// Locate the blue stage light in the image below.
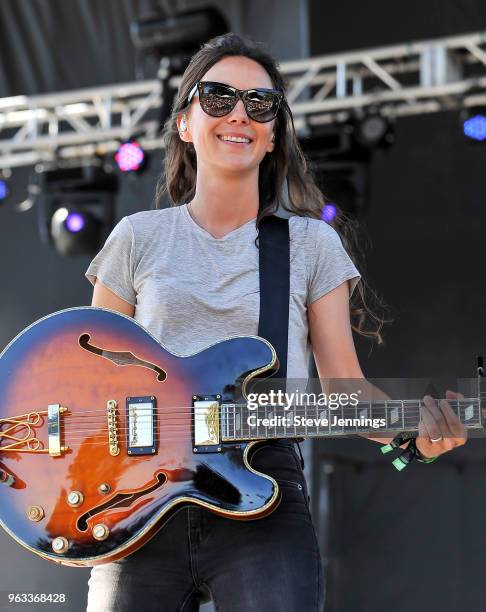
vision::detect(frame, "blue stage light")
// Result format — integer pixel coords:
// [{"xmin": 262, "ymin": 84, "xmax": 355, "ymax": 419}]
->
[
  {"xmin": 66, "ymin": 212, "xmax": 86, "ymax": 233},
  {"xmin": 322, "ymin": 203, "xmax": 337, "ymax": 223},
  {"xmin": 463, "ymin": 114, "xmax": 486, "ymax": 142},
  {"xmin": 0, "ymin": 179, "xmax": 8, "ymax": 201}
]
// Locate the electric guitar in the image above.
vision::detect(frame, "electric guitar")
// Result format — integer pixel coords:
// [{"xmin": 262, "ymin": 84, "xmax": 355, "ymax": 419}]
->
[{"xmin": 0, "ymin": 307, "xmax": 482, "ymax": 566}]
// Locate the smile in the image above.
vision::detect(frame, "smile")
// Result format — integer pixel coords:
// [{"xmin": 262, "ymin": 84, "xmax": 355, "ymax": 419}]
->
[{"xmin": 217, "ymin": 135, "xmax": 252, "ymax": 145}]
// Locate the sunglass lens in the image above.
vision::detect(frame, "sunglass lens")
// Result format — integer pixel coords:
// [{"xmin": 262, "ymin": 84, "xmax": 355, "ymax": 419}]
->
[
  {"xmin": 245, "ymin": 91, "xmax": 280, "ymax": 122},
  {"xmin": 200, "ymin": 83, "xmax": 236, "ymax": 117}
]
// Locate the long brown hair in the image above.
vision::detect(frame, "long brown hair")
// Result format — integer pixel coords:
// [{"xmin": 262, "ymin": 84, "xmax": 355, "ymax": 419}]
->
[{"xmin": 155, "ymin": 32, "xmax": 390, "ymax": 344}]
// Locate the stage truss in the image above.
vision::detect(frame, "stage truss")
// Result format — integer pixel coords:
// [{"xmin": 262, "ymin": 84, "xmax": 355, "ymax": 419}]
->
[{"xmin": 1, "ymin": 31, "xmax": 486, "ymax": 168}]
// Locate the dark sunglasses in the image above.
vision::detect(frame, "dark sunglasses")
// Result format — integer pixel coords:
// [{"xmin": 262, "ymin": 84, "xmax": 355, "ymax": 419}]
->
[{"xmin": 186, "ymin": 80, "xmax": 284, "ymax": 123}]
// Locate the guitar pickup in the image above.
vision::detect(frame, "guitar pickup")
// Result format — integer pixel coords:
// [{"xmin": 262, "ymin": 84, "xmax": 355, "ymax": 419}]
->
[
  {"xmin": 126, "ymin": 396, "xmax": 156, "ymax": 455},
  {"xmin": 192, "ymin": 395, "xmax": 221, "ymax": 453}
]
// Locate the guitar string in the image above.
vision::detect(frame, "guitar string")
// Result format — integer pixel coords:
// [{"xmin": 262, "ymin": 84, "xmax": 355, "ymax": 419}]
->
[
  {"xmin": 59, "ymin": 425, "xmax": 475, "ymax": 442},
  {"xmin": 31, "ymin": 402, "xmax": 482, "ymax": 428},
  {"xmin": 4, "ymin": 417, "xmax": 474, "ymax": 448},
  {"xmin": 60, "ymin": 407, "xmax": 473, "ymax": 429},
  {"xmin": 1, "ymin": 401, "xmax": 476, "ymax": 447},
  {"xmin": 3, "ymin": 417, "xmax": 474, "ymax": 446},
  {"xmin": 4, "ymin": 398, "xmax": 476, "ymax": 418},
  {"xmin": 60, "ymin": 426, "xmax": 470, "ymax": 442},
  {"xmin": 3, "ymin": 403, "xmax": 478, "ymax": 437},
  {"xmin": 8, "ymin": 404, "xmax": 477, "ymax": 433},
  {"xmin": 6, "ymin": 430, "xmax": 471, "ymax": 450}
]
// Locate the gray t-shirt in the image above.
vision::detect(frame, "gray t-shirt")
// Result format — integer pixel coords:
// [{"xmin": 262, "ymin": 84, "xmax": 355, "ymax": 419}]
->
[{"xmin": 85, "ymin": 204, "xmax": 361, "ymax": 380}]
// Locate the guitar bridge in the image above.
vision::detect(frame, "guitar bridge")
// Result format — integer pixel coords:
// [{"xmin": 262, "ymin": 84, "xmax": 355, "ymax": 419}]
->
[
  {"xmin": 192, "ymin": 395, "xmax": 221, "ymax": 453},
  {"xmin": 107, "ymin": 400, "xmax": 119, "ymax": 456}
]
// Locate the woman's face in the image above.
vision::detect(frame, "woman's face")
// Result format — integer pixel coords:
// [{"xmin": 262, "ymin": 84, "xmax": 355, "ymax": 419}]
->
[{"xmin": 178, "ymin": 55, "xmax": 277, "ymax": 174}]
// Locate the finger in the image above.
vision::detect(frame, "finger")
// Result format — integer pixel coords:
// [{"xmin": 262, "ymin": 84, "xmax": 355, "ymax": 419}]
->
[
  {"xmin": 422, "ymin": 395, "xmax": 454, "ymax": 439},
  {"xmin": 445, "ymin": 389, "xmax": 464, "ymax": 400},
  {"xmin": 420, "ymin": 396, "xmax": 446, "ymax": 441},
  {"xmin": 417, "ymin": 415, "xmax": 445, "ymax": 458},
  {"xmin": 444, "ymin": 390, "xmax": 468, "ymax": 443},
  {"xmin": 438, "ymin": 397, "xmax": 467, "ymax": 439},
  {"xmin": 444, "ymin": 389, "xmax": 465, "ymax": 415}
]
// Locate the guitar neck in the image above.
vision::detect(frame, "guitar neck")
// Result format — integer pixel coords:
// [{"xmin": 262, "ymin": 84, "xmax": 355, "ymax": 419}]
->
[{"xmin": 220, "ymin": 398, "xmax": 483, "ymax": 442}]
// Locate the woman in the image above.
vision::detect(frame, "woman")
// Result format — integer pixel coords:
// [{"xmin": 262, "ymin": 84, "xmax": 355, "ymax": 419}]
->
[{"xmin": 85, "ymin": 32, "xmax": 466, "ymax": 612}]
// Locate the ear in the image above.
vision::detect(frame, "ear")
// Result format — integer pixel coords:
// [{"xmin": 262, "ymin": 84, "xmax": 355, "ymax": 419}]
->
[
  {"xmin": 177, "ymin": 113, "xmax": 191, "ymax": 143},
  {"xmin": 266, "ymin": 132, "xmax": 275, "ymax": 153}
]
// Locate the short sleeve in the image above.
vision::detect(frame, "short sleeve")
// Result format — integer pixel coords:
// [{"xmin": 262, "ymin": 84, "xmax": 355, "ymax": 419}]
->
[
  {"xmin": 307, "ymin": 220, "xmax": 361, "ymax": 306},
  {"xmin": 85, "ymin": 216, "xmax": 136, "ymax": 305}
]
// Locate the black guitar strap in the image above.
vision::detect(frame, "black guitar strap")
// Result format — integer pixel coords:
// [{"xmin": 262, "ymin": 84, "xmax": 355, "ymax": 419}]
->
[
  {"xmin": 257, "ymin": 214, "xmax": 290, "ymax": 387},
  {"xmin": 256, "ymin": 215, "xmax": 305, "ymax": 465}
]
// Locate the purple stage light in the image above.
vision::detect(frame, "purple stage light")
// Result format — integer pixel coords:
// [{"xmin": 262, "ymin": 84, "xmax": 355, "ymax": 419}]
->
[
  {"xmin": 66, "ymin": 212, "xmax": 85, "ymax": 233},
  {"xmin": 322, "ymin": 203, "xmax": 337, "ymax": 223},
  {"xmin": 0, "ymin": 180, "xmax": 8, "ymax": 200},
  {"xmin": 463, "ymin": 114, "xmax": 486, "ymax": 142},
  {"xmin": 115, "ymin": 141, "xmax": 145, "ymax": 172}
]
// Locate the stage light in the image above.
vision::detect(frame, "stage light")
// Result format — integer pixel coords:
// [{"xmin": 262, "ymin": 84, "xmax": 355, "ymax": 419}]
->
[
  {"xmin": 37, "ymin": 164, "xmax": 117, "ymax": 257},
  {"xmin": 353, "ymin": 110, "xmax": 395, "ymax": 149},
  {"xmin": 130, "ymin": 7, "xmax": 228, "ymax": 55},
  {"xmin": 312, "ymin": 160, "xmax": 369, "ymax": 215},
  {"xmin": 0, "ymin": 169, "xmax": 12, "ymax": 203},
  {"xmin": 463, "ymin": 112, "xmax": 486, "ymax": 142},
  {"xmin": 353, "ymin": 111, "xmax": 394, "ymax": 149},
  {"xmin": 115, "ymin": 141, "xmax": 145, "ymax": 172},
  {"xmin": 322, "ymin": 203, "xmax": 337, "ymax": 223},
  {"xmin": 50, "ymin": 206, "xmax": 101, "ymax": 257},
  {"xmin": 52, "ymin": 207, "xmax": 87, "ymax": 233},
  {"xmin": 65, "ymin": 211, "xmax": 86, "ymax": 232},
  {"xmin": 0, "ymin": 179, "xmax": 8, "ymax": 201},
  {"xmin": 130, "ymin": 7, "xmax": 229, "ymax": 124}
]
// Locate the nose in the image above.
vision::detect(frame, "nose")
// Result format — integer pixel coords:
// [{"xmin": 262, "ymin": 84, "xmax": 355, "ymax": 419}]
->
[{"xmin": 227, "ymin": 99, "xmax": 250, "ymax": 124}]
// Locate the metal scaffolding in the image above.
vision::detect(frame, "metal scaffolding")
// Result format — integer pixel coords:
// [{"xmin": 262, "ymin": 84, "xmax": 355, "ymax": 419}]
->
[{"xmin": 1, "ymin": 30, "xmax": 486, "ymax": 168}]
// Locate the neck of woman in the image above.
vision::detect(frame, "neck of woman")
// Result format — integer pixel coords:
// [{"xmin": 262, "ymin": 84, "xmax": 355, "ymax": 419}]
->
[{"xmin": 189, "ymin": 169, "xmax": 260, "ymax": 237}]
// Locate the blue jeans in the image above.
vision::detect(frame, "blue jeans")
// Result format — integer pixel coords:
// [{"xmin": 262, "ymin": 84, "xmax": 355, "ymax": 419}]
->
[{"xmin": 87, "ymin": 441, "xmax": 324, "ymax": 611}]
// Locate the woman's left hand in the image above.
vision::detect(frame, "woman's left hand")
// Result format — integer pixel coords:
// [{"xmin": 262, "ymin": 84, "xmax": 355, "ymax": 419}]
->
[{"xmin": 416, "ymin": 390, "xmax": 468, "ymax": 459}]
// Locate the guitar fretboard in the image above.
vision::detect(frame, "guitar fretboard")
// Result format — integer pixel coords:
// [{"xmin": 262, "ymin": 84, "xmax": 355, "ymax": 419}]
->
[{"xmin": 220, "ymin": 399, "xmax": 482, "ymax": 442}]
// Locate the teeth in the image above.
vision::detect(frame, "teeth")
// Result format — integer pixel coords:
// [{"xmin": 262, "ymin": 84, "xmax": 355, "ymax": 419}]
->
[{"xmin": 219, "ymin": 135, "xmax": 251, "ymax": 143}]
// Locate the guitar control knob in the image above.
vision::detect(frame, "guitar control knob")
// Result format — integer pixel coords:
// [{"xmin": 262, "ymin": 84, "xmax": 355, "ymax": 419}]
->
[
  {"xmin": 67, "ymin": 491, "xmax": 84, "ymax": 507},
  {"xmin": 92, "ymin": 523, "xmax": 110, "ymax": 541},
  {"xmin": 26, "ymin": 506, "xmax": 44, "ymax": 522},
  {"xmin": 98, "ymin": 483, "xmax": 111, "ymax": 494},
  {"xmin": 51, "ymin": 537, "xmax": 69, "ymax": 554}
]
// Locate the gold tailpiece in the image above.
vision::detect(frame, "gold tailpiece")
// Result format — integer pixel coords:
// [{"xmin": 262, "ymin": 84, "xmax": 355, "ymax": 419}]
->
[{"xmin": 0, "ymin": 405, "xmax": 69, "ymax": 455}]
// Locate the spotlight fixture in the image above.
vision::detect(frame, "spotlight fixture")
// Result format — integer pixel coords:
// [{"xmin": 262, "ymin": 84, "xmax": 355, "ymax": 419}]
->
[
  {"xmin": 37, "ymin": 164, "xmax": 118, "ymax": 257},
  {"xmin": 115, "ymin": 140, "xmax": 146, "ymax": 173},
  {"xmin": 312, "ymin": 160, "xmax": 369, "ymax": 215},
  {"xmin": 130, "ymin": 7, "xmax": 228, "ymax": 56},
  {"xmin": 461, "ymin": 105, "xmax": 486, "ymax": 142},
  {"xmin": 301, "ymin": 127, "xmax": 369, "ymax": 215},
  {"xmin": 130, "ymin": 6, "xmax": 228, "ymax": 123},
  {"xmin": 0, "ymin": 169, "xmax": 12, "ymax": 203},
  {"xmin": 353, "ymin": 111, "xmax": 394, "ymax": 149},
  {"xmin": 0, "ymin": 179, "xmax": 8, "ymax": 202},
  {"xmin": 50, "ymin": 206, "xmax": 102, "ymax": 257}
]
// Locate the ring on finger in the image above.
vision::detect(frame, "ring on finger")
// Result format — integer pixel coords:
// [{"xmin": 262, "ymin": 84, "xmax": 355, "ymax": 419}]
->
[{"xmin": 429, "ymin": 435, "xmax": 443, "ymax": 443}]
